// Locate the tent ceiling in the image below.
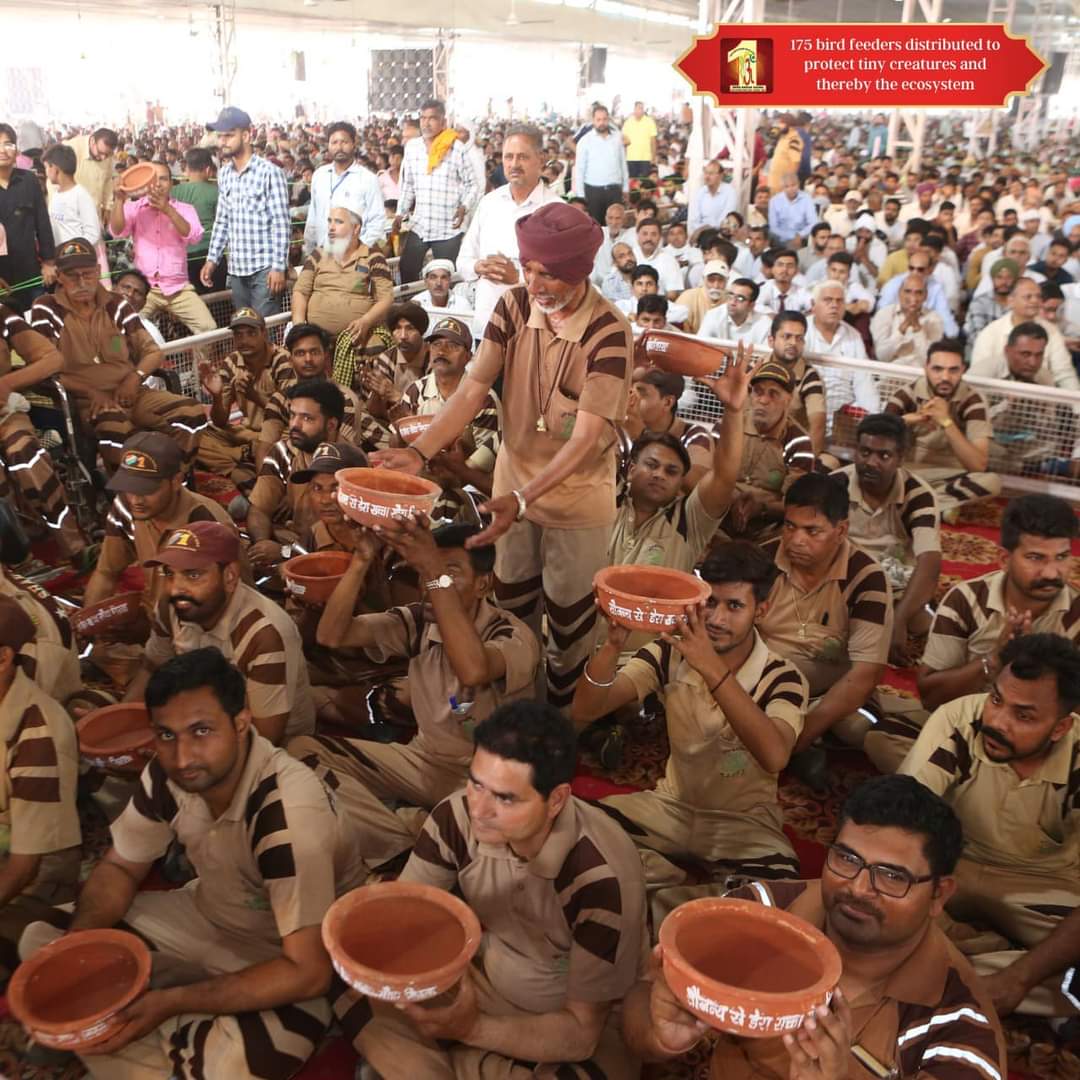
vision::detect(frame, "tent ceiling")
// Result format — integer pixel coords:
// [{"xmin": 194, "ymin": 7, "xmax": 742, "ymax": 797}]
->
[{"xmin": 3, "ymin": 0, "xmax": 1075, "ymax": 55}]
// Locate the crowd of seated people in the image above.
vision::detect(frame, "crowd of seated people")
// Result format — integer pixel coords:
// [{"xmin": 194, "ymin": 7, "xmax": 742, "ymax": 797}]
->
[{"xmin": 0, "ymin": 99, "xmax": 1078, "ymax": 1080}]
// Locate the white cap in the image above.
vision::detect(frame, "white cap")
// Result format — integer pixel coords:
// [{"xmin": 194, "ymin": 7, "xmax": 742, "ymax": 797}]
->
[
  {"xmin": 1018, "ymin": 208, "xmax": 1041, "ymax": 223},
  {"xmin": 844, "ymin": 189, "xmax": 862, "ymax": 203},
  {"xmin": 854, "ymin": 213, "xmax": 876, "ymax": 232},
  {"xmin": 703, "ymin": 260, "xmax": 730, "ymax": 278},
  {"xmin": 424, "ymin": 258, "xmax": 456, "ymax": 275}
]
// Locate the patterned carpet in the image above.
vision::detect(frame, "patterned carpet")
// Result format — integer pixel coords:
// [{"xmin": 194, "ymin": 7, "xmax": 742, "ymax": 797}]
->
[{"xmin": 1, "ymin": 498, "xmax": 1074, "ymax": 1079}]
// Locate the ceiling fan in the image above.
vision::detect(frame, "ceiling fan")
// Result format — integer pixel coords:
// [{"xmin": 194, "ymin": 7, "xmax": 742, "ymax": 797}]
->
[{"xmin": 505, "ymin": 0, "xmax": 555, "ymax": 27}]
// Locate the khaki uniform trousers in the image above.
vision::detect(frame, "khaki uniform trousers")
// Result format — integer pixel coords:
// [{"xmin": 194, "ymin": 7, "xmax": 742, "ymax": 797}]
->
[
  {"xmin": 332, "ymin": 961, "xmax": 640, "ymax": 1079},
  {"xmin": 196, "ymin": 423, "xmax": 259, "ymax": 482},
  {"xmin": 20, "ymin": 888, "xmax": 332, "ymax": 1080},
  {"xmin": 946, "ymin": 857, "xmax": 1080, "ymax": 1017},
  {"xmin": 141, "ymin": 285, "xmax": 217, "ymax": 336},
  {"xmin": 863, "ymin": 694, "xmax": 930, "ymax": 774},
  {"xmin": 494, "ymin": 517, "xmax": 611, "ymax": 711},
  {"xmin": 0, "ymin": 411, "xmax": 85, "ymax": 557},
  {"xmin": 288, "ymin": 733, "xmax": 468, "ymax": 867},
  {"xmin": 77, "ymin": 387, "xmax": 208, "ymax": 471},
  {"xmin": 916, "ymin": 465, "xmax": 1002, "ymax": 515}
]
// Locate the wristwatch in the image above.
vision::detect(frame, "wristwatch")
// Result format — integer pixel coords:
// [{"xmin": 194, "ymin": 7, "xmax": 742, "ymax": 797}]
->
[{"xmin": 425, "ymin": 574, "xmax": 453, "ymax": 591}]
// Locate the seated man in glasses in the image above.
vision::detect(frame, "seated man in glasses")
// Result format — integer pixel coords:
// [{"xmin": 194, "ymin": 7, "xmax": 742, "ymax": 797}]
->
[{"xmin": 622, "ymin": 774, "xmax": 1006, "ymax": 1080}]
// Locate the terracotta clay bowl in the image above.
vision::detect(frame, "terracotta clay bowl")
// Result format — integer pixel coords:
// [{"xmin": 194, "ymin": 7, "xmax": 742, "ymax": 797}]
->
[
  {"xmin": 282, "ymin": 550, "xmax": 353, "ymax": 605},
  {"xmin": 323, "ymin": 881, "xmax": 481, "ymax": 1003},
  {"xmin": 70, "ymin": 591, "xmax": 144, "ymax": 639},
  {"xmin": 116, "ymin": 162, "xmax": 156, "ymax": 196},
  {"xmin": 336, "ymin": 467, "xmax": 441, "ymax": 528},
  {"xmin": 659, "ymin": 897, "xmax": 842, "ymax": 1038},
  {"xmin": 8, "ymin": 929, "xmax": 151, "ymax": 1051},
  {"xmin": 76, "ymin": 703, "xmax": 154, "ymax": 773},
  {"xmin": 639, "ymin": 330, "xmax": 731, "ymax": 378},
  {"xmin": 393, "ymin": 414, "xmax": 434, "ymax": 445},
  {"xmin": 594, "ymin": 565, "xmax": 711, "ymax": 634}
]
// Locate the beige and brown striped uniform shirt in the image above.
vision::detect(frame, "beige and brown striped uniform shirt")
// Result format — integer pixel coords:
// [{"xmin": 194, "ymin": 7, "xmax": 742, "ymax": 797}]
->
[
  {"xmin": 260, "ymin": 380, "xmax": 364, "ymax": 450},
  {"xmin": 885, "ymin": 376, "xmax": 993, "ymax": 471},
  {"xmin": 708, "ymin": 879, "xmax": 1006, "ymax": 1080},
  {"xmin": 836, "ymin": 464, "xmax": 941, "ymax": 567},
  {"xmin": 787, "ymin": 355, "xmax": 827, "ymax": 433},
  {"xmin": 737, "ymin": 409, "xmax": 816, "ymax": 500},
  {"xmin": 469, "ymin": 284, "xmax": 633, "ymax": 529},
  {"xmin": 249, "ymin": 439, "xmax": 317, "ymax": 531},
  {"xmin": 145, "ymin": 581, "xmax": 315, "ymax": 739},
  {"xmin": 921, "ymin": 570, "xmax": 1080, "ymax": 674},
  {"xmin": 759, "ymin": 538, "xmax": 894, "ymax": 696},
  {"xmin": 218, "ymin": 345, "xmax": 294, "ymax": 432},
  {"xmin": 0, "ymin": 669, "xmax": 81, "ymax": 899},
  {"xmin": 619, "ymin": 631, "xmax": 808, "ymax": 813},
  {"xmin": 111, "ymin": 731, "xmax": 366, "ymax": 944},
  {"xmin": 403, "ymin": 790, "xmax": 647, "ymax": 1013},
  {"xmin": 294, "ymin": 244, "xmax": 394, "ymax": 337},
  {"xmin": 900, "ymin": 692, "xmax": 1080, "ymax": 878}
]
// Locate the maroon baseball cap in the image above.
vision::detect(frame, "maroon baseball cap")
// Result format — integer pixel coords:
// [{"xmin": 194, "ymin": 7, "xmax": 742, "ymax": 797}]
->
[{"xmin": 144, "ymin": 520, "xmax": 240, "ymax": 570}]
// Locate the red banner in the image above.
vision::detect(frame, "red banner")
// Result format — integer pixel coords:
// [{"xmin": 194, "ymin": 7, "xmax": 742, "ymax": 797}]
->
[{"xmin": 675, "ymin": 24, "xmax": 1046, "ymax": 108}]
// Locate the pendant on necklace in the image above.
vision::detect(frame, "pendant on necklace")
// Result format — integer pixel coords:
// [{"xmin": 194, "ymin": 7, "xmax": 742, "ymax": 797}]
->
[
  {"xmin": 536, "ymin": 416, "xmax": 547, "ymax": 432},
  {"xmin": 798, "ymin": 625, "xmax": 806, "ymax": 640}
]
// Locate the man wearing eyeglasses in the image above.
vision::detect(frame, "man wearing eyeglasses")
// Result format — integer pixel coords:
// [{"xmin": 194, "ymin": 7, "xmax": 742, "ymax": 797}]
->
[
  {"xmin": 900, "ymin": 632, "xmax": 1080, "ymax": 1022},
  {"xmin": 622, "ymin": 774, "xmax": 1006, "ymax": 1080}
]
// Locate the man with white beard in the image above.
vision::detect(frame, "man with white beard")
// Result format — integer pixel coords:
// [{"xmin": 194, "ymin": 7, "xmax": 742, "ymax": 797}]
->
[
  {"xmin": 291, "ymin": 202, "xmax": 394, "ymax": 341},
  {"xmin": 674, "ymin": 259, "xmax": 729, "ymax": 334}
]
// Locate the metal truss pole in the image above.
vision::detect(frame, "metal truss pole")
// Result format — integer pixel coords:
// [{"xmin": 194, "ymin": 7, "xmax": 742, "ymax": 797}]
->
[
  {"xmin": 969, "ymin": 0, "xmax": 1016, "ymax": 158},
  {"xmin": 433, "ymin": 31, "xmax": 453, "ymax": 109},
  {"xmin": 885, "ymin": 0, "xmax": 942, "ymax": 174},
  {"xmin": 686, "ymin": 0, "xmax": 762, "ymax": 215},
  {"xmin": 210, "ymin": 0, "xmax": 237, "ymax": 106},
  {"xmin": 1013, "ymin": 0, "xmax": 1057, "ymax": 152}
]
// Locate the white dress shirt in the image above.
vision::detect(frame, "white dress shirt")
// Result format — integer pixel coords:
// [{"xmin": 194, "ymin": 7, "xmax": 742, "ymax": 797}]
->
[
  {"xmin": 869, "ymin": 303, "xmax": 943, "ymax": 365},
  {"xmin": 302, "ymin": 162, "xmax": 387, "ymax": 254},
  {"xmin": 632, "ymin": 245, "xmax": 685, "ymax": 295},
  {"xmin": 969, "ymin": 313, "xmax": 1079, "ymax": 392},
  {"xmin": 757, "ymin": 280, "xmax": 813, "ymax": 315},
  {"xmin": 697, "ymin": 305, "xmax": 772, "ymax": 346},
  {"xmin": 591, "ymin": 226, "xmax": 638, "ymax": 284},
  {"xmin": 456, "ymin": 180, "xmax": 563, "ymax": 336},
  {"xmin": 412, "ymin": 287, "xmax": 474, "ymax": 337},
  {"xmin": 688, "ymin": 184, "xmax": 737, "ymax": 235},
  {"xmin": 805, "ymin": 316, "xmax": 880, "ymax": 414}
]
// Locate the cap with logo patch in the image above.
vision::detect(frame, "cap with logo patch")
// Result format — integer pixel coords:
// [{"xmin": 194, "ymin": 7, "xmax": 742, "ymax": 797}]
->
[
  {"xmin": 56, "ymin": 238, "xmax": 99, "ymax": 272},
  {"xmin": 144, "ymin": 520, "xmax": 240, "ymax": 570},
  {"xmin": 207, "ymin": 107, "xmax": 253, "ymax": 132},
  {"xmin": 106, "ymin": 432, "xmax": 183, "ymax": 495},
  {"xmin": 426, "ymin": 317, "xmax": 472, "ymax": 349},
  {"xmin": 230, "ymin": 307, "xmax": 265, "ymax": 330},
  {"xmin": 290, "ymin": 442, "xmax": 369, "ymax": 484},
  {"xmin": 750, "ymin": 360, "xmax": 796, "ymax": 394}
]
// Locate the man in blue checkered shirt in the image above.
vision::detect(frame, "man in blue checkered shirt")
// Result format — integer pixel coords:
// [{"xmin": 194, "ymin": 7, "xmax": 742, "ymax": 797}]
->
[
  {"xmin": 396, "ymin": 99, "xmax": 481, "ymax": 283},
  {"xmin": 201, "ymin": 107, "xmax": 290, "ymax": 317}
]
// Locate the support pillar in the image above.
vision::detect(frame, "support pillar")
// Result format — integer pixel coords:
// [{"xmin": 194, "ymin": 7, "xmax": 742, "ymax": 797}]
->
[
  {"xmin": 210, "ymin": 0, "xmax": 237, "ymax": 106},
  {"xmin": 433, "ymin": 32, "xmax": 453, "ymax": 109},
  {"xmin": 885, "ymin": 0, "xmax": 942, "ymax": 173}
]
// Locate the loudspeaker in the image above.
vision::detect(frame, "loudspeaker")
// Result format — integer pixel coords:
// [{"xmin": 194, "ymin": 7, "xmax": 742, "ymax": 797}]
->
[
  {"xmin": 588, "ymin": 46, "xmax": 607, "ymax": 84},
  {"xmin": 292, "ymin": 50, "xmax": 306, "ymax": 81},
  {"xmin": 368, "ymin": 48, "xmax": 434, "ymax": 112},
  {"xmin": 1041, "ymin": 52, "xmax": 1067, "ymax": 96}
]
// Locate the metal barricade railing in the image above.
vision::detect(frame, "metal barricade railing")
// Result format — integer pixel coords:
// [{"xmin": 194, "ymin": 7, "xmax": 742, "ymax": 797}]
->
[{"xmin": 673, "ymin": 333, "xmax": 1080, "ymax": 502}]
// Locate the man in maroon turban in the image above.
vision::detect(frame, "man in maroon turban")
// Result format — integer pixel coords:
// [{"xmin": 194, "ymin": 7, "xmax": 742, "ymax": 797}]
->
[{"xmin": 375, "ymin": 201, "xmax": 634, "ymax": 712}]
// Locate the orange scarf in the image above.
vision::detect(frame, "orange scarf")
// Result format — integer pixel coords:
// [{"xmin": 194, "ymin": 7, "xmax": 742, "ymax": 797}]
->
[{"xmin": 427, "ymin": 128, "xmax": 459, "ymax": 174}]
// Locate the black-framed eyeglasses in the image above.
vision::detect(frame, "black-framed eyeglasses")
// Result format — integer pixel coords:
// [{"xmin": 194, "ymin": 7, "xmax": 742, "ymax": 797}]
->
[{"xmin": 826, "ymin": 844, "xmax": 935, "ymax": 899}]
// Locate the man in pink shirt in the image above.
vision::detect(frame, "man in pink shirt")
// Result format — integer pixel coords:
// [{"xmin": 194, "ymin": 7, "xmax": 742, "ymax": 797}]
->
[{"xmin": 108, "ymin": 161, "xmax": 216, "ymax": 336}]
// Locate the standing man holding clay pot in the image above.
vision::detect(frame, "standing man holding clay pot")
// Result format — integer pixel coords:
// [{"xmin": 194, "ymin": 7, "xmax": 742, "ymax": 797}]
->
[{"xmin": 374, "ymin": 202, "xmax": 632, "ymax": 710}]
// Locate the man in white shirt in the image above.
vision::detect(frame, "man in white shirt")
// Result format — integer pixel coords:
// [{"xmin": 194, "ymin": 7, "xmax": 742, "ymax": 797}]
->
[
  {"xmin": 698, "ymin": 277, "xmax": 772, "ymax": 346},
  {"xmin": 457, "ymin": 124, "xmax": 562, "ymax": 339},
  {"xmin": 412, "ymin": 258, "xmax": 473, "ymax": 334},
  {"xmin": 757, "ymin": 249, "xmax": 813, "ymax": 315},
  {"xmin": 590, "ymin": 201, "xmax": 636, "ymax": 284},
  {"xmin": 302, "ymin": 121, "xmax": 385, "ymax": 255},
  {"xmin": 599, "ymin": 242, "xmax": 636, "ymax": 302},
  {"xmin": 797, "ymin": 222, "xmax": 832, "ymax": 274},
  {"xmin": 805, "ymin": 280, "xmax": 880, "ymax": 416},
  {"xmin": 662, "ymin": 220, "xmax": 703, "ymax": 283},
  {"xmin": 875, "ymin": 197, "xmax": 906, "ymax": 250},
  {"xmin": 632, "ymin": 218, "xmax": 684, "ymax": 298},
  {"xmin": 824, "ymin": 190, "xmax": 863, "ymax": 238},
  {"xmin": 871, "ymin": 273, "xmax": 943, "ymax": 365},
  {"xmin": 687, "ymin": 160, "xmax": 736, "ymax": 238},
  {"xmin": 573, "ymin": 104, "xmax": 629, "ymax": 224},
  {"xmin": 970, "ymin": 276, "xmax": 1080, "ymax": 392},
  {"xmin": 824, "ymin": 253, "xmax": 876, "ymax": 317}
]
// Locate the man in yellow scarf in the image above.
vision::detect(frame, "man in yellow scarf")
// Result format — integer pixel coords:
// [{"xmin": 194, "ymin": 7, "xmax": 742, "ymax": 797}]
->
[{"xmin": 397, "ymin": 99, "xmax": 482, "ymax": 283}]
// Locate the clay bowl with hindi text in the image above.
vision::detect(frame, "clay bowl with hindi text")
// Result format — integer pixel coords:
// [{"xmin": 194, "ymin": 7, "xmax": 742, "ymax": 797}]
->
[
  {"xmin": 336, "ymin": 468, "xmax": 441, "ymax": 528},
  {"xmin": 393, "ymin": 414, "xmax": 435, "ymax": 446},
  {"xmin": 8, "ymin": 929, "xmax": 151, "ymax": 1051},
  {"xmin": 658, "ymin": 897, "xmax": 842, "ymax": 1038},
  {"xmin": 76, "ymin": 703, "xmax": 155, "ymax": 773},
  {"xmin": 116, "ymin": 162, "xmax": 156, "ymax": 197},
  {"xmin": 282, "ymin": 550, "xmax": 353, "ymax": 605},
  {"xmin": 638, "ymin": 330, "xmax": 731, "ymax": 379},
  {"xmin": 322, "ymin": 882, "xmax": 482, "ymax": 1004},
  {"xmin": 594, "ymin": 565, "xmax": 711, "ymax": 635},
  {"xmin": 69, "ymin": 591, "xmax": 145, "ymax": 640}
]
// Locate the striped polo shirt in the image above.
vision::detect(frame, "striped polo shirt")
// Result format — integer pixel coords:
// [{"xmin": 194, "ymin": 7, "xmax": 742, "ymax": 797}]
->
[
  {"xmin": 402, "ymin": 790, "xmax": 647, "ymax": 1015},
  {"xmin": 759, "ymin": 538, "xmax": 894, "ymax": 697},
  {"xmin": 885, "ymin": 376, "xmax": 993, "ymax": 471},
  {"xmin": 738, "ymin": 409, "xmax": 816, "ymax": 498},
  {"xmin": 922, "ymin": 569, "xmax": 1080, "ymax": 674}
]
